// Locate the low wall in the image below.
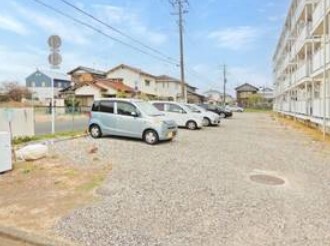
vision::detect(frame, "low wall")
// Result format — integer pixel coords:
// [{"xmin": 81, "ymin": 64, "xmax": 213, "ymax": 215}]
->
[{"xmin": 0, "ymin": 108, "xmax": 34, "ymax": 137}]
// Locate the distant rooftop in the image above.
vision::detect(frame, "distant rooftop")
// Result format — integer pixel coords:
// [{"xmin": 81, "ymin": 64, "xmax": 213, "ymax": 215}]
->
[
  {"xmin": 37, "ymin": 69, "xmax": 70, "ymax": 81},
  {"xmin": 67, "ymin": 66, "xmax": 106, "ymax": 76}
]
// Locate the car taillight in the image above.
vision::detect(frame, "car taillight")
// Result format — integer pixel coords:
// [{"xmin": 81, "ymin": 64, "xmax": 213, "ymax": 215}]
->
[{"xmin": 87, "ymin": 111, "xmax": 91, "ymax": 119}]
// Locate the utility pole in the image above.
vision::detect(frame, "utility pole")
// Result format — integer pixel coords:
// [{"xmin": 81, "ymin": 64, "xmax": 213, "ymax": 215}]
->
[
  {"xmin": 223, "ymin": 64, "xmax": 227, "ymax": 106},
  {"xmin": 171, "ymin": 0, "xmax": 188, "ymax": 102}
]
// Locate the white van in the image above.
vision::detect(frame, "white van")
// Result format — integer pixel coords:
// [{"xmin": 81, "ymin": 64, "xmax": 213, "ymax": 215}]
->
[{"xmin": 151, "ymin": 101, "xmax": 204, "ymax": 130}]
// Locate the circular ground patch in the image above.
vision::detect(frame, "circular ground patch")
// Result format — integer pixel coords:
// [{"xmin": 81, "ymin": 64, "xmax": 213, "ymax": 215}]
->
[{"xmin": 250, "ymin": 174, "xmax": 285, "ymax": 186}]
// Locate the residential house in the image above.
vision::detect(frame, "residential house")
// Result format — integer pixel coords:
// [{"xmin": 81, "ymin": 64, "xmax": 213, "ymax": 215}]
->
[
  {"xmin": 203, "ymin": 90, "xmax": 234, "ymax": 105},
  {"xmin": 68, "ymin": 66, "xmax": 106, "ymax": 84},
  {"xmin": 106, "ymin": 64, "xmax": 158, "ymax": 98},
  {"xmin": 60, "ymin": 78, "xmax": 134, "ymax": 107},
  {"xmin": 235, "ymin": 83, "xmax": 259, "ymax": 107},
  {"xmin": 26, "ymin": 69, "xmax": 71, "ymax": 102},
  {"xmin": 259, "ymin": 86, "xmax": 274, "ymax": 102},
  {"xmin": 155, "ymin": 75, "xmax": 186, "ymax": 100},
  {"xmin": 273, "ymin": 0, "xmax": 330, "ymax": 131},
  {"xmin": 187, "ymin": 85, "xmax": 205, "ymax": 104}
]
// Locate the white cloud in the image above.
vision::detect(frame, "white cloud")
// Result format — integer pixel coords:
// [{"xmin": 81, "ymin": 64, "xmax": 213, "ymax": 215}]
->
[
  {"xmin": 0, "ymin": 15, "xmax": 29, "ymax": 35},
  {"xmin": 208, "ymin": 26, "xmax": 260, "ymax": 50},
  {"xmin": 228, "ymin": 66, "xmax": 271, "ymax": 88},
  {"xmin": 12, "ymin": 2, "xmax": 92, "ymax": 45},
  {"xmin": 92, "ymin": 4, "xmax": 167, "ymax": 46}
]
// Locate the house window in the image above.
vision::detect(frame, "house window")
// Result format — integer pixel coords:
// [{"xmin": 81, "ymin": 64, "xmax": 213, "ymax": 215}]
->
[
  {"xmin": 163, "ymin": 82, "xmax": 165, "ymax": 88},
  {"xmin": 145, "ymin": 80, "xmax": 150, "ymax": 87},
  {"xmin": 41, "ymin": 82, "xmax": 46, "ymax": 87},
  {"xmin": 167, "ymin": 82, "xmax": 169, "ymax": 88},
  {"xmin": 31, "ymin": 82, "xmax": 36, "ymax": 87},
  {"xmin": 58, "ymin": 82, "xmax": 62, "ymax": 88}
]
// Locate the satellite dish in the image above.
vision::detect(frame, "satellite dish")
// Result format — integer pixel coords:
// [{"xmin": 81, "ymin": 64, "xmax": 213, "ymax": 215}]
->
[
  {"xmin": 48, "ymin": 52, "xmax": 62, "ymax": 67},
  {"xmin": 48, "ymin": 35, "xmax": 62, "ymax": 50}
]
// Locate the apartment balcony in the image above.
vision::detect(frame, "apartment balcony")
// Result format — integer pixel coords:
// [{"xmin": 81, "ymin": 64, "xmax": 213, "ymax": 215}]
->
[
  {"xmin": 312, "ymin": 0, "xmax": 330, "ymax": 32},
  {"xmin": 295, "ymin": 0, "xmax": 307, "ymax": 23},
  {"xmin": 312, "ymin": 43, "xmax": 330, "ymax": 73},
  {"xmin": 296, "ymin": 63, "xmax": 309, "ymax": 81},
  {"xmin": 294, "ymin": 24, "xmax": 311, "ymax": 54},
  {"xmin": 283, "ymin": 78, "xmax": 291, "ymax": 89}
]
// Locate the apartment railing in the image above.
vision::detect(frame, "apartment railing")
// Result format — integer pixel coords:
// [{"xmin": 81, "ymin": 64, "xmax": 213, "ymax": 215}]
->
[
  {"xmin": 312, "ymin": 43, "xmax": 330, "ymax": 72},
  {"xmin": 313, "ymin": 0, "xmax": 330, "ymax": 31}
]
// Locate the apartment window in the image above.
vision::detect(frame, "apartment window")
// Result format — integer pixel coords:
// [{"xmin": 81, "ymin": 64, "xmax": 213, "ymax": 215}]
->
[
  {"xmin": 99, "ymin": 101, "xmax": 114, "ymax": 113},
  {"xmin": 314, "ymin": 84, "xmax": 321, "ymax": 99},
  {"xmin": 145, "ymin": 80, "xmax": 150, "ymax": 87}
]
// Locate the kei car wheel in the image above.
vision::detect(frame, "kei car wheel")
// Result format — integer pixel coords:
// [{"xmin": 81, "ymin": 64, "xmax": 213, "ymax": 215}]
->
[
  {"xmin": 203, "ymin": 117, "xmax": 211, "ymax": 126},
  {"xmin": 144, "ymin": 130, "xmax": 159, "ymax": 145},
  {"xmin": 89, "ymin": 124, "xmax": 102, "ymax": 138},
  {"xmin": 219, "ymin": 112, "xmax": 226, "ymax": 118},
  {"xmin": 187, "ymin": 121, "xmax": 197, "ymax": 130}
]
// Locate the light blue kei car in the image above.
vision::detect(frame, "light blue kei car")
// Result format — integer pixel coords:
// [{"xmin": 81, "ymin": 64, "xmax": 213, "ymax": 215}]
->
[{"xmin": 88, "ymin": 99, "xmax": 178, "ymax": 145}]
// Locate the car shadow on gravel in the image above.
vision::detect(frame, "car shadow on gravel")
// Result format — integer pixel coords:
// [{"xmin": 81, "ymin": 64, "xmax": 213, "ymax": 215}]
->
[{"xmin": 100, "ymin": 135, "xmax": 175, "ymax": 146}]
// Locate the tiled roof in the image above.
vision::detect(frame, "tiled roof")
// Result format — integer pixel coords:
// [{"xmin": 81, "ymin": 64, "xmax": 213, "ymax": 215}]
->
[
  {"xmin": 235, "ymin": 83, "xmax": 259, "ymax": 92},
  {"xmin": 93, "ymin": 79, "xmax": 134, "ymax": 93},
  {"xmin": 67, "ymin": 66, "xmax": 106, "ymax": 76},
  {"xmin": 38, "ymin": 70, "xmax": 70, "ymax": 81},
  {"xmin": 107, "ymin": 64, "xmax": 156, "ymax": 78}
]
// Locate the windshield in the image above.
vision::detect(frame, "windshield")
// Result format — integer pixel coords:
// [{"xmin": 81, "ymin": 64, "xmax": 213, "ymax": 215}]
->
[
  {"xmin": 135, "ymin": 101, "xmax": 164, "ymax": 116},
  {"xmin": 185, "ymin": 104, "xmax": 201, "ymax": 113},
  {"xmin": 192, "ymin": 105, "xmax": 207, "ymax": 112}
]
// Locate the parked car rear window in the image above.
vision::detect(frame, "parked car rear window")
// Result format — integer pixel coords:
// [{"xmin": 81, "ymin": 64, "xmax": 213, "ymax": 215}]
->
[
  {"xmin": 153, "ymin": 103, "xmax": 165, "ymax": 111},
  {"xmin": 99, "ymin": 101, "xmax": 114, "ymax": 114},
  {"xmin": 92, "ymin": 101, "xmax": 100, "ymax": 112},
  {"xmin": 117, "ymin": 102, "xmax": 137, "ymax": 116}
]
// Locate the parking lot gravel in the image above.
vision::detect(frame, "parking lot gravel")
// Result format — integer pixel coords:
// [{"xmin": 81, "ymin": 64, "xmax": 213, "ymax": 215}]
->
[{"xmin": 55, "ymin": 113, "xmax": 330, "ymax": 246}]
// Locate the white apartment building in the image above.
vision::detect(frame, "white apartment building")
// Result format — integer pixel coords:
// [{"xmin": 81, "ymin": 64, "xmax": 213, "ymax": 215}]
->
[{"xmin": 273, "ymin": 0, "xmax": 330, "ymax": 131}]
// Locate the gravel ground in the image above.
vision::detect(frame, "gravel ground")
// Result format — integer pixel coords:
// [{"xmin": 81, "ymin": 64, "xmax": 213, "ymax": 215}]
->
[{"xmin": 54, "ymin": 113, "xmax": 330, "ymax": 246}]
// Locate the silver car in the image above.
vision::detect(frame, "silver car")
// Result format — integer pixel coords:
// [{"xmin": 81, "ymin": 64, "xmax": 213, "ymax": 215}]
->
[{"xmin": 88, "ymin": 99, "xmax": 178, "ymax": 145}]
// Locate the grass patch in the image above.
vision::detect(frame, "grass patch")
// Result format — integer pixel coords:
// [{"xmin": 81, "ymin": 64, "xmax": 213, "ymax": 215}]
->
[
  {"xmin": 13, "ymin": 130, "xmax": 85, "ymax": 145},
  {"xmin": 77, "ymin": 174, "xmax": 106, "ymax": 192},
  {"xmin": 276, "ymin": 114, "xmax": 330, "ymax": 143}
]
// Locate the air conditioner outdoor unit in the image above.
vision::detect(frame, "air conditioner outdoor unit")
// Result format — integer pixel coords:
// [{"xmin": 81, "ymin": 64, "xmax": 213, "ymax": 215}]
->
[{"xmin": 0, "ymin": 131, "xmax": 12, "ymax": 173}]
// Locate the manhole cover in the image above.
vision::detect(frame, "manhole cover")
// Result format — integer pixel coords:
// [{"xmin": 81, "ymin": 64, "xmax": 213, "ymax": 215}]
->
[{"xmin": 250, "ymin": 174, "xmax": 285, "ymax": 186}]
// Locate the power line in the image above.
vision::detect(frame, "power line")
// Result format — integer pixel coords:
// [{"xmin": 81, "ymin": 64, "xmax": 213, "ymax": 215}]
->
[
  {"xmin": 58, "ymin": 0, "xmax": 178, "ymax": 63},
  {"xmin": 30, "ymin": 0, "xmax": 179, "ymax": 66}
]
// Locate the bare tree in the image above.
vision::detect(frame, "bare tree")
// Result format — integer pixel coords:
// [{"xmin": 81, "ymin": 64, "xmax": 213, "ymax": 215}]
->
[{"xmin": 1, "ymin": 82, "xmax": 32, "ymax": 102}]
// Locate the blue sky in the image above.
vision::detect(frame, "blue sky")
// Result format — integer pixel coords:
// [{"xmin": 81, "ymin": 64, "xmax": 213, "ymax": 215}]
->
[{"xmin": 0, "ymin": 0, "xmax": 289, "ymax": 95}]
